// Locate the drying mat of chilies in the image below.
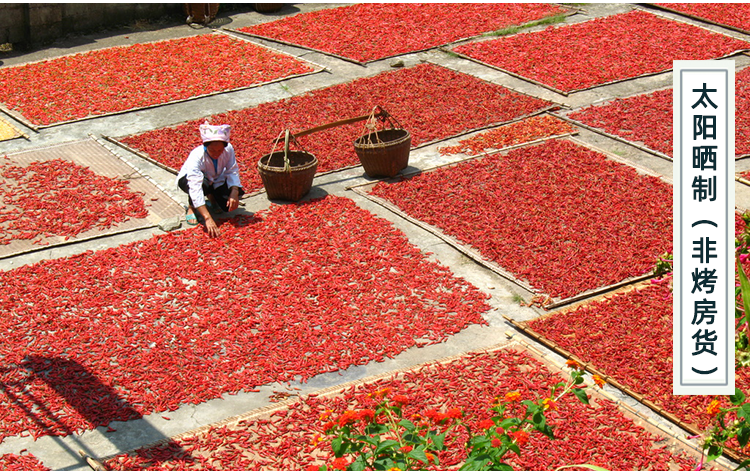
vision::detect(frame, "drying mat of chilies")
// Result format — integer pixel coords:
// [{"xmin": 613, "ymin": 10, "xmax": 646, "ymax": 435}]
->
[
  {"xmin": 0, "ymin": 138, "xmax": 183, "ymax": 259},
  {"xmin": 649, "ymin": 3, "xmax": 750, "ymax": 35},
  {"xmin": 563, "ymin": 65, "xmax": 750, "ymax": 161},
  {"xmin": 449, "ymin": 9, "xmax": 750, "ymax": 96},
  {"xmin": 0, "ymin": 31, "xmax": 322, "ymax": 128},
  {"xmin": 229, "ymin": 3, "xmax": 573, "ymax": 65},
  {"xmin": 509, "ymin": 279, "xmax": 750, "ymax": 465},
  {"xmin": 101, "ymin": 341, "xmax": 714, "ymax": 470},
  {"xmin": 106, "ymin": 63, "xmax": 559, "ymax": 195},
  {"xmin": 351, "ymin": 137, "xmax": 672, "ymax": 309}
]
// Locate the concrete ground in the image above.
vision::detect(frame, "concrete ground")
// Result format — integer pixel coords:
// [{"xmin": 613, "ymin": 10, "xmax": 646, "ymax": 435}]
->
[{"xmin": 0, "ymin": 3, "xmax": 746, "ymax": 470}]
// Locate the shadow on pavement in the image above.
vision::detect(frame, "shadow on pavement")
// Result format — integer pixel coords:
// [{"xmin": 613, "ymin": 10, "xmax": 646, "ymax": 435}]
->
[{"xmin": 0, "ymin": 356, "xmax": 195, "ymax": 469}]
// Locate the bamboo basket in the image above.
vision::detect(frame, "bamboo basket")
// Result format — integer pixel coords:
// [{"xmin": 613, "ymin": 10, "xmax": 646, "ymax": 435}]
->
[
  {"xmin": 258, "ymin": 130, "xmax": 317, "ymax": 201},
  {"xmin": 354, "ymin": 128, "xmax": 411, "ymax": 178}
]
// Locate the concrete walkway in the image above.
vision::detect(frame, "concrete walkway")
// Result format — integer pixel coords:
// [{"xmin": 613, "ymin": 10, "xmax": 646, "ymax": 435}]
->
[{"xmin": 0, "ymin": 3, "xmax": 747, "ymax": 470}]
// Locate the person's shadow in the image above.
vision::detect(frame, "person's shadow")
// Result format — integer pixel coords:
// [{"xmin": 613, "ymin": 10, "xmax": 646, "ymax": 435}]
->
[{"xmin": 1, "ymin": 356, "xmax": 196, "ymax": 468}]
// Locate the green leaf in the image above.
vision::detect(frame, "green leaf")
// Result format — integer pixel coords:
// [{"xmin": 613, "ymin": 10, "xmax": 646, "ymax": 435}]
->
[
  {"xmin": 349, "ymin": 457, "xmax": 367, "ymax": 471},
  {"xmin": 707, "ymin": 444, "xmax": 724, "ymax": 461},
  {"xmin": 397, "ymin": 419, "xmax": 416, "ymax": 432},
  {"xmin": 508, "ymin": 442, "xmax": 521, "ymax": 457},
  {"xmin": 354, "ymin": 434, "xmax": 379, "ymax": 447},
  {"xmin": 740, "ymin": 404, "xmax": 750, "ymax": 421},
  {"xmin": 432, "ymin": 431, "xmax": 446, "ymax": 450},
  {"xmin": 499, "ymin": 418, "xmax": 521, "ymax": 428},
  {"xmin": 331, "ymin": 436, "xmax": 343, "ymax": 456},
  {"xmin": 470, "ymin": 435, "xmax": 491, "ymax": 449},
  {"xmin": 458, "ymin": 456, "xmax": 490, "ymax": 471},
  {"xmin": 739, "ymin": 424, "xmax": 750, "ymax": 448},
  {"xmin": 572, "ymin": 387, "xmax": 590, "ymax": 405},
  {"xmin": 407, "ymin": 448, "xmax": 428, "ymax": 464},
  {"xmin": 731, "ymin": 388, "xmax": 746, "ymax": 406},
  {"xmin": 374, "ymin": 439, "xmax": 399, "ymax": 455},
  {"xmin": 532, "ymin": 411, "xmax": 547, "ymax": 428},
  {"xmin": 364, "ymin": 422, "xmax": 389, "ymax": 435}
]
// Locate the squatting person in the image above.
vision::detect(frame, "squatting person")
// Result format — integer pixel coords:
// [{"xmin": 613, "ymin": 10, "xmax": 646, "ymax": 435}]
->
[{"xmin": 176, "ymin": 123, "xmax": 245, "ymax": 238}]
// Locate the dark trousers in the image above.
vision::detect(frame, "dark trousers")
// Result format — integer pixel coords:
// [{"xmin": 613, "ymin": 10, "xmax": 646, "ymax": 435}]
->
[{"xmin": 178, "ymin": 175, "xmax": 245, "ymax": 212}]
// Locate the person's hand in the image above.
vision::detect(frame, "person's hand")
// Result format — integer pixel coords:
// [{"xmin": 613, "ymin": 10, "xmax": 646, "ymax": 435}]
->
[
  {"xmin": 196, "ymin": 204, "xmax": 220, "ymax": 238},
  {"xmin": 227, "ymin": 187, "xmax": 240, "ymax": 212},
  {"xmin": 204, "ymin": 216, "xmax": 220, "ymax": 238}
]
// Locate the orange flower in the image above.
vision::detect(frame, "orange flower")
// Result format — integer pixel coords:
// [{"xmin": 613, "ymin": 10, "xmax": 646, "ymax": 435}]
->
[
  {"xmin": 592, "ymin": 374, "xmax": 605, "ymax": 388},
  {"xmin": 707, "ymin": 399, "xmax": 721, "ymax": 416},
  {"xmin": 509, "ymin": 430, "xmax": 529, "ymax": 446},
  {"xmin": 337, "ymin": 410, "xmax": 360, "ymax": 427},
  {"xmin": 392, "ymin": 394, "xmax": 409, "ymax": 405},
  {"xmin": 358, "ymin": 409, "xmax": 375, "ymax": 422},
  {"xmin": 331, "ymin": 457, "xmax": 349, "ymax": 470},
  {"xmin": 425, "ymin": 452, "xmax": 436, "ymax": 463},
  {"xmin": 478, "ymin": 418, "xmax": 494, "ymax": 429},
  {"xmin": 368, "ymin": 387, "xmax": 391, "ymax": 399},
  {"xmin": 446, "ymin": 408, "xmax": 462, "ymax": 419},
  {"xmin": 505, "ymin": 391, "xmax": 521, "ymax": 403},
  {"xmin": 399, "ymin": 445, "xmax": 413, "ymax": 453},
  {"xmin": 425, "ymin": 408, "xmax": 447, "ymax": 423},
  {"xmin": 542, "ymin": 397, "xmax": 557, "ymax": 411},
  {"xmin": 566, "ymin": 358, "xmax": 583, "ymax": 370},
  {"xmin": 387, "ymin": 468, "xmax": 403, "ymax": 471}
]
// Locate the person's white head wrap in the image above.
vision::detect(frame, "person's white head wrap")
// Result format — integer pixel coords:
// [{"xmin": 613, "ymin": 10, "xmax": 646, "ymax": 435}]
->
[{"xmin": 199, "ymin": 123, "xmax": 231, "ymax": 143}]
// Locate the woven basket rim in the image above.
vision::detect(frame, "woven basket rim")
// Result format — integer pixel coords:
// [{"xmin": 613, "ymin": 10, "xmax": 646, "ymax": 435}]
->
[
  {"xmin": 354, "ymin": 128, "xmax": 410, "ymax": 150},
  {"xmin": 258, "ymin": 150, "xmax": 318, "ymax": 173}
]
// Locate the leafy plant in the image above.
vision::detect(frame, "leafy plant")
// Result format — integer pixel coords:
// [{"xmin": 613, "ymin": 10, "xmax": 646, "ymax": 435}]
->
[{"xmin": 309, "ymin": 360, "xmax": 606, "ymax": 471}]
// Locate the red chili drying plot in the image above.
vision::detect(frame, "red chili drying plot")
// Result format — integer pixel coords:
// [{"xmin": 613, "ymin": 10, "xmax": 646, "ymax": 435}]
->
[
  {"xmin": 237, "ymin": 3, "xmax": 568, "ymax": 63},
  {"xmin": 0, "ymin": 158, "xmax": 148, "ymax": 245},
  {"xmin": 655, "ymin": 3, "xmax": 750, "ymax": 33},
  {"xmin": 528, "ymin": 282, "xmax": 750, "ymax": 437},
  {"xmin": 0, "ymin": 33, "xmax": 313, "ymax": 126},
  {"xmin": 438, "ymin": 114, "xmax": 576, "ymax": 156},
  {"xmin": 0, "ymin": 195, "xmax": 489, "ymax": 443},
  {"xmin": 0, "ymin": 454, "xmax": 50, "ymax": 471},
  {"xmin": 105, "ymin": 348, "xmax": 701, "ymax": 470},
  {"xmin": 119, "ymin": 63, "xmax": 553, "ymax": 193},
  {"xmin": 453, "ymin": 10, "xmax": 750, "ymax": 94},
  {"xmin": 570, "ymin": 67, "xmax": 750, "ymax": 159},
  {"xmin": 370, "ymin": 139, "xmax": 672, "ymax": 300}
]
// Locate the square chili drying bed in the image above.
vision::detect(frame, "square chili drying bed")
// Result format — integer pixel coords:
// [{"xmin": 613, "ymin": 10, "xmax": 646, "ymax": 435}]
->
[
  {"xmin": 353, "ymin": 137, "xmax": 672, "ymax": 305},
  {"xmin": 513, "ymin": 279, "xmax": 750, "ymax": 464},
  {"xmin": 652, "ymin": 3, "xmax": 750, "ymax": 35},
  {"xmin": 451, "ymin": 9, "xmax": 750, "ymax": 95},
  {"xmin": 0, "ymin": 195, "xmax": 490, "ymax": 444},
  {"xmin": 110, "ymin": 63, "xmax": 557, "ymax": 195},
  {"xmin": 102, "ymin": 342, "xmax": 710, "ymax": 470},
  {"xmin": 0, "ymin": 31, "xmax": 320, "ymax": 128},
  {"xmin": 566, "ymin": 65, "xmax": 750, "ymax": 161},
  {"xmin": 0, "ymin": 138, "xmax": 183, "ymax": 259},
  {"xmin": 231, "ymin": 3, "xmax": 571, "ymax": 64}
]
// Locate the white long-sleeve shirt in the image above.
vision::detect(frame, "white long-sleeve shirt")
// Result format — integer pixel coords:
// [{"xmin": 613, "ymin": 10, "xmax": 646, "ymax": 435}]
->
[{"xmin": 176, "ymin": 143, "xmax": 242, "ymax": 208}]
